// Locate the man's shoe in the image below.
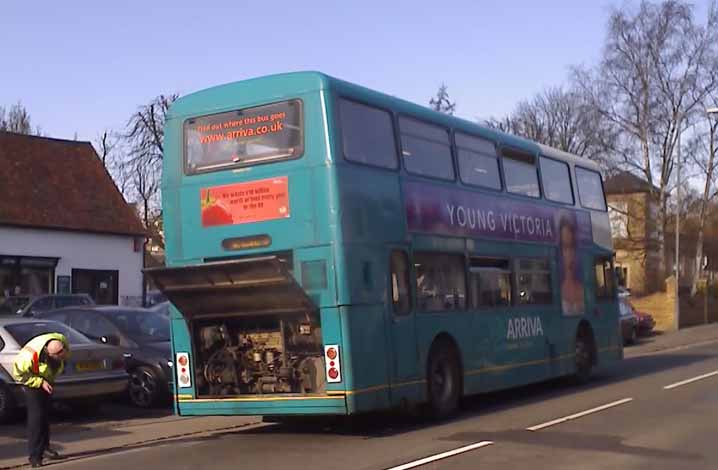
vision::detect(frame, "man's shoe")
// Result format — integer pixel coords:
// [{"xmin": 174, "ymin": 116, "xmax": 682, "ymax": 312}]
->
[
  {"xmin": 44, "ymin": 448, "xmax": 61, "ymax": 460},
  {"xmin": 29, "ymin": 458, "xmax": 42, "ymax": 468}
]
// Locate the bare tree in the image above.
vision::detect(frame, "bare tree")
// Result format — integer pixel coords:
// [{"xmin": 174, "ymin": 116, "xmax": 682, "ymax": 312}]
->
[
  {"xmin": 95, "ymin": 130, "xmax": 119, "ymax": 167},
  {"xmin": 688, "ymin": 102, "xmax": 718, "ymax": 294},
  {"xmin": 129, "ymin": 157, "xmax": 162, "ymax": 230},
  {"xmin": 572, "ymin": 0, "xmax": 718, "ymax": 282},
  {"xmin": 485, "ymin": 86, "xmax": 616, "ymax": 168},
  {"xmin": 123, "ymin": 93, "xmax": 178, "ymax": 258},
  {"xmin": 126, "ymin": 94, "xmax": 177, "ymax": 165},
  {"xmin": 0, "ymin": 102, "xmax": 41, "ymax": 135},
  {"xmin": 93, "ymin": 129, "xmax": 134, "ymax": 200},
  {"xmin": 123, "ymin": 93, "xmax": 178, "ymax": 219},
  {"xmin": 429, "ymin": 84, "xmax": 457, "ymax": 115}
]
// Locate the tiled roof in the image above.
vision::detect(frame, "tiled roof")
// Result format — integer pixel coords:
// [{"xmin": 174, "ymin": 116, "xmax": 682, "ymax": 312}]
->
[
  {"xmin": 0, "ymin": 132, "xmax": 145, "ymax": 237},
  {"xmin": 604, "ymin": 170, "xmax": 658, "ymax": 195}
]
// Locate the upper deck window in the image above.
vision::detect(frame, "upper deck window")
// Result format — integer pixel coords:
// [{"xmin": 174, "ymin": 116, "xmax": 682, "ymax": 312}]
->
[
  {"xmin": 456, "ymin": 133, "xmax": 501, "ymax": 190},
  {"xmin": 339, "ymin": 99, "xmax": 398, "ymax": 169},
  {"xmin": 502, "ymin": 147, "xmax": 540, "ymax": 198},
  {"xmin": 184, "ymin": 100, "xmax": 303, "ymax": 174},
  {"xmin": 399, "ymin": 117, "xmax": 454, "ymax": 181},
  {"xmin": 540, "ymin": 156, "xmax": 574, "ymax": 204},
  {"xmin": 575, "ymin": 167, "xmax": 607, "ymax": 211}
]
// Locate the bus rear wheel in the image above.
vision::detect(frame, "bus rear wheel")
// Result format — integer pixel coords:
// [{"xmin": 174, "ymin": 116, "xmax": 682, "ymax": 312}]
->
[
  {"xmin": 426, "ymin": 341, "xmax": 461, "ymax": 418},
  {"xmin": 574, "ymin": 329, "xmax": 594, "ymax": 384}
]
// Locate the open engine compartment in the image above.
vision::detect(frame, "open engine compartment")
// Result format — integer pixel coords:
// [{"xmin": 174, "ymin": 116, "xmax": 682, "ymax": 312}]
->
[{"xmin": 192, "ymin": 312, "xmax": 325, "ymax": 397}]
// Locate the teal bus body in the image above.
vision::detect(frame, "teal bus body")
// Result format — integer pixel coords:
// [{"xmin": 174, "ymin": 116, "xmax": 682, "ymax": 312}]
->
[{"xmin": 156, "ymin": 71, "xmax": 621, "ymax": 417}]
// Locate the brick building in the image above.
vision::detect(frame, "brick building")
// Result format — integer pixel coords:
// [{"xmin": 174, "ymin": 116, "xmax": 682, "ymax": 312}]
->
[{"xmin": 605, "ymin": 171, "xmax": 663, "ymax": 295}]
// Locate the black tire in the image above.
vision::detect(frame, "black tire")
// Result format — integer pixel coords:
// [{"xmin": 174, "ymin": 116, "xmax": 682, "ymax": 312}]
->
[
  {"xmin": 426, "ymin": 340, "xmax": 461, "ymax": 418},
  {"xmin": 0, "ymin": 382, "xmax": 17, "ymax": 424},
  {"xmin": 574, "ymin": 329, "xmax": 594, "ymax": 384},
  {"xmin": 129, "ymin": 366, "xmax": 161, "ymax": 408}
]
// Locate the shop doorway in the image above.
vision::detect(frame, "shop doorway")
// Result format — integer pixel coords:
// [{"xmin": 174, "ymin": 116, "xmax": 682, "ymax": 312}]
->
[{"xmin": 72, "ymin": 269, "xmax": 118, "ymax": 305}]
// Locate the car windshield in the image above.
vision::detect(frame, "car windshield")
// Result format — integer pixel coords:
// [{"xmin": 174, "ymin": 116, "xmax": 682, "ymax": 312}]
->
[
  {"xmin": 619, "ymin": 300, "xmax": 634, "ymax": 318},
  {"xmin": 107, "ymin": 310, "xmax": 170, "ymax": 342},
  {"xmin": 5, "ymin": 321, "xmax": 93, "ymax": 346}
]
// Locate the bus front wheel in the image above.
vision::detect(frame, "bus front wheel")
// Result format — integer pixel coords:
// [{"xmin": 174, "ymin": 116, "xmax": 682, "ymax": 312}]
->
[{"xmin": 426, "ymin": 340, "xmax": 461, "ymax": 418}]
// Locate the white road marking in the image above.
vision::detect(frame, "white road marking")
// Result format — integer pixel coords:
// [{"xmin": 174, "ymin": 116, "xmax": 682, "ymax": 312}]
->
[
  {"xmin": 663, "ymin": 370, "xmax": 718, "ymax": 390},
  {"xmin": 527, "ymin": 398, "xmax": 634, "ymax": 431},
  {"xmin": 385, "ymin": 441, "xmax": 494, "ymax": 470}
]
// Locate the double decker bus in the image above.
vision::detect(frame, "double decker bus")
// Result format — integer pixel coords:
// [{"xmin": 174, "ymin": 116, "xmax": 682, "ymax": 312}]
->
[{"xmin": 147, "ymin": 72, "xmax": 621, "ymax": 418}]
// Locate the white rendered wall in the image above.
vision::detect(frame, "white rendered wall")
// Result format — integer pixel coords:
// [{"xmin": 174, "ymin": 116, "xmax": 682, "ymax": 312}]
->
[{"xmin": 0, "ymin": 226, "xmax": 142, "ymax": 305}]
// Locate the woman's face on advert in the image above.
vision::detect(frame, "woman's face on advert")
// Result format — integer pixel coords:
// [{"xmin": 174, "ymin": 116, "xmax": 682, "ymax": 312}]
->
[{"xmin": 561, "ymin": 225, "xmax": 575, "ymax": 268}]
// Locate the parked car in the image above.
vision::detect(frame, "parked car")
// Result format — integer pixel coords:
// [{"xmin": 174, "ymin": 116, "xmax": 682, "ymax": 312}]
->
[
  {"xmin": 0, "ymin": 318, "xmax": 128, "ymax": 423},
  {"xmin": 617, "ymin": 286, "xmax": 631, "ymax": 298},
  {"xmin": 619, "ymin": 297, "xmax": 639, "ymax": 345},
  {"xmin": 10, "ymin": 294, "xmax": 95, "ymax": 318},
  {"xmin": 145, "ymin": 290, "xmax": 167, "ymax": 307},
  {"xmin": 0, "ymin": 296, "xmax": 30, "ymax": 316},
  {"xmin": 38, "ymin": 306, "xmax": 173, "ymax": 408},
  {"xmin": 148, "ymin": 301, "xmax": 171, "ymax": 316},
  {"xmin": 631, "ymin": 303, "xmax": 656, "ymax": 336}
]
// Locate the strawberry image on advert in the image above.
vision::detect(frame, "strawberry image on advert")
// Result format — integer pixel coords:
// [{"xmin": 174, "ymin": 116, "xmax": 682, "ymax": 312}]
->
[{"xmin": 201, "ymin": 190, "xmax": 234, "ymax": 227}]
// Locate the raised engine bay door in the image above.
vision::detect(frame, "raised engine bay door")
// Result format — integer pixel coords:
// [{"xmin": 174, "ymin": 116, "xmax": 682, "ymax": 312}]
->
[{"xmin": 145, "ymin": 256, "xmax": 316, "ymax": 319}]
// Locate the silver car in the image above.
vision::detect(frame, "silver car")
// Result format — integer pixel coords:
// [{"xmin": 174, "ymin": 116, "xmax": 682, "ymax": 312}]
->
[{"xmin": 0, "ymin": 318, "xmax": 129, "ymax": 423}]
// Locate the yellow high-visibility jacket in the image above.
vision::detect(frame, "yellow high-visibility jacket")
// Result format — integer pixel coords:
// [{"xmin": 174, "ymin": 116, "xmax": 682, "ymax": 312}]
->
[{"xmin": 12, "ymin": 333, "xmax": 70, "ymax": 388}]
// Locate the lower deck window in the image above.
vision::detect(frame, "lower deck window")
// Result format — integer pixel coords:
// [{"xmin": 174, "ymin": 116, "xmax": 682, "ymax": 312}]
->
[
  {"xmin": 516, "ymin": 258, "xmax": 552, "ymax": 305},
  {"xmin": 469, "ymin": 258, "xmax": 512, "ymax": 308},
  {"xmin": 414, "ymin": 252, "xmax": 466, "ymax": 312}
]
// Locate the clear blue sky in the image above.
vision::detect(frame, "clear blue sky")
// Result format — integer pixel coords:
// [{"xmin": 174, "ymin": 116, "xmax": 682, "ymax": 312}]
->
[{"xmin": 1, "ymin": 1, "xmax": 638, "ymax": 143}]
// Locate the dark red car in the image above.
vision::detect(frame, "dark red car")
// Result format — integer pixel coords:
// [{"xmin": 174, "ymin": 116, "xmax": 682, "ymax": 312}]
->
[{"xmin": 631, "ymin": 303, "xmax": 655, "ymax": 336}]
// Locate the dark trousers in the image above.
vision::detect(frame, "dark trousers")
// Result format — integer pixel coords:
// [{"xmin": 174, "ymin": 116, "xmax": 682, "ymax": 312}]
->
[{"xmin": 24, "ymin": 387, "xmax": 50, "ymax": 462}]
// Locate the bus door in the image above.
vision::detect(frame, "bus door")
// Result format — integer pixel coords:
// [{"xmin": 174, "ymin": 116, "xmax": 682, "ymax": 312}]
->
[
  {"xmin": 387, "ymin": 249, "xmax": 419, "ymax": 391},
  {"xmin": 590, "ymin": 255, "xmax": 618, "ymax": 339}
]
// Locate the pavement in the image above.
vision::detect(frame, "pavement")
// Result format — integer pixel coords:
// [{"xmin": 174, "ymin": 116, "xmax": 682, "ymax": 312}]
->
[
  {"xmin": 0, "ymin": 407, "xmax": 263, "ymax": 469},
  {"xmin": 1, "ymin": 322, "xmax": 717, "ymax": 469}
]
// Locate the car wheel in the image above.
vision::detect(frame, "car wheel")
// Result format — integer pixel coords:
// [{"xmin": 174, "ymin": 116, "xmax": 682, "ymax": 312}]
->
[
  {"xmin": 0, "ymin": 382, "xmax": 17, "ymax": 424},
  {"xmin": 129, "ymin": 366, "xmax": 160, "ymax": 408},
  {"xmin": 426, "ymin": 340, "xmax": 461, "ymax": 418}
]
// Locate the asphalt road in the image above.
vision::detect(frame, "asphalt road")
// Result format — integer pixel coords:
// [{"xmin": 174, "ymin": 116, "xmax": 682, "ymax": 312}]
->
[{"xmin": 52, "ymin": 338, "xmax": 718, "ymax": 470}]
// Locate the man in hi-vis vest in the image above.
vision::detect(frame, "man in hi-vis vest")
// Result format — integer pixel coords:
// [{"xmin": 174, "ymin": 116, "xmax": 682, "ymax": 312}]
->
[{"xmin": 12, "ymin": 333, "xmax": 70, "ymax": 468}]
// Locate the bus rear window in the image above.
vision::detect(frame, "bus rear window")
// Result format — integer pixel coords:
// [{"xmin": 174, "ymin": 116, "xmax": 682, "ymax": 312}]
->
[{"xmin": 184, "ymin": 100, "xmax": 303, "ymax": 174}]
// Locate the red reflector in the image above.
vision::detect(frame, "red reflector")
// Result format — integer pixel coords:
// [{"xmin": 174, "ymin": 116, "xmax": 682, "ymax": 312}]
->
[
  {"xmin": 329, "ymin": 361, "xmax": 335, "ymax": 367},
  {"xmin": 326, "ymin": 348, "xmax": 337, "ymax": 360},
  {"xmin": 328, "ymin": 368, "xmax": 339, "ymax": 380},
  {"xmin": 178, "ymin": 355, "xmax": 189, "ymax": 366}
]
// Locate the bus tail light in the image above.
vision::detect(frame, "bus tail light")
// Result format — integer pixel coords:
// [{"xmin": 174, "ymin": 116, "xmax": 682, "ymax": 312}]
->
[
  {"xmin": 324, "ymin": 345, "xmax": 341, "ymax": 383},
  {"xmin": 176, "ymin": 352, "xmax": 192, "ymax": 388}
]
